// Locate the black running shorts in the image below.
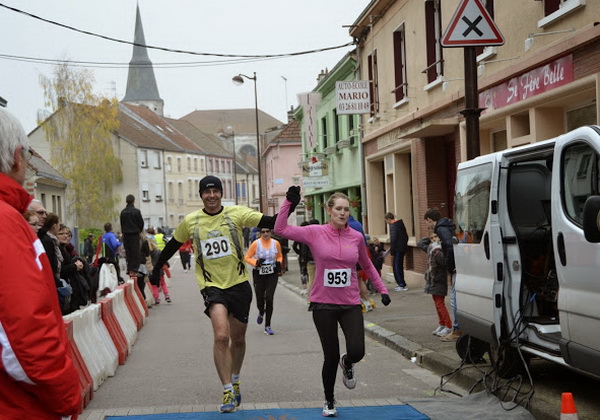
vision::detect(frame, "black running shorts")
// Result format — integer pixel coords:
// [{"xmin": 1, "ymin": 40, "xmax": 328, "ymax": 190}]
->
[{"xmin": 201, "ymin": 281, "xmax": 252, "ymax": 323}]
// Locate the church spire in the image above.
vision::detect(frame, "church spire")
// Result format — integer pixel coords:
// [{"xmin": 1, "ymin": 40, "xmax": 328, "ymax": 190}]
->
[{"xmin": 122, "ymin": 3, "xmax": 164, "ymax": 116}]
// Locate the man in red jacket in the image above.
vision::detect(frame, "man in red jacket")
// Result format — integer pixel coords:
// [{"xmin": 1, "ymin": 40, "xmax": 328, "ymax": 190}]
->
[{"xmin": 0, "ymin": 108, "xmax": 81, "ymax": 419}]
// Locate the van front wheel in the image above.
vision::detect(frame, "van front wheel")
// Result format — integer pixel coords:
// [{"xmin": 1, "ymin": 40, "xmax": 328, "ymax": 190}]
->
[{"xmin": 488, "ymin": 343, "xmax": 529, "ymax": 378}]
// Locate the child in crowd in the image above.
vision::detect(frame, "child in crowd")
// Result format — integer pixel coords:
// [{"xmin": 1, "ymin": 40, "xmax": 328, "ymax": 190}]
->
[{"xmin": 418, "ymin": 232, "xmax": 452, "ymax": 337}]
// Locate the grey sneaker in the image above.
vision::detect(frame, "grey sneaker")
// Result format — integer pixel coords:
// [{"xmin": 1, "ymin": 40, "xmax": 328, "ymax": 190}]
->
[{"xmin": 339, "ymin": 354, "xmax": 356, "ymax": 389}]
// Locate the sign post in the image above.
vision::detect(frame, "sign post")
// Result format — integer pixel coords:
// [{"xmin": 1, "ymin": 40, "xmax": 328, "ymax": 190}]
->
[{"xmin": 441, "ymin": 0, "xmax": 504, "ymax": 159}]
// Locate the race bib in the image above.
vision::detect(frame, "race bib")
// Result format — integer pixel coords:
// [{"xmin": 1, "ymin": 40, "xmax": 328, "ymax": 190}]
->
[
  {"xmin": 259, "ymin": 264, "xmax": 275, "ymax": 275},
  {"xmin": 323, "ymin": 268, "xmax": 351, "ymax": 288},
  {"xmin": 201, "ymin": 236, "xmax": 232, "ymax": 260}
]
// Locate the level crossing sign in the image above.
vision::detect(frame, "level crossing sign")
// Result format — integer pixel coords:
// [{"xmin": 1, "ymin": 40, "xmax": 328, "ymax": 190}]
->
[{"xmin": 441, "ymin": 0, "xmax": 504, "ymax": 47}]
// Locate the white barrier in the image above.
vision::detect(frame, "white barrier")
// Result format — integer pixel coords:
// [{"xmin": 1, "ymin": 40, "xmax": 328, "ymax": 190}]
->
[
  {"xmin": 108, "ymin": 288, "xmax": 137, "ymax": 351},
  {"xmin": 64, "ymin": 305, "xmax": 117, "ymax": 390},
  {"xmin": 127, "ymin": 279, "xmax": 147, "ymax": 325}
]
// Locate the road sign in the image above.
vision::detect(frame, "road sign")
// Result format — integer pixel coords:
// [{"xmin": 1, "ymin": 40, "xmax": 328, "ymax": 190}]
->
[{"xmin": 441, "ymin": 0, "xmax": 504, "ymax": 47}]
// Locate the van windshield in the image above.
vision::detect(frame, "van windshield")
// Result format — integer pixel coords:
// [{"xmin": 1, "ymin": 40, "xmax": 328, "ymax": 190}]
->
[{"xmin": 454, "ymin": 163, "xmax": 492, "ymax": 244}]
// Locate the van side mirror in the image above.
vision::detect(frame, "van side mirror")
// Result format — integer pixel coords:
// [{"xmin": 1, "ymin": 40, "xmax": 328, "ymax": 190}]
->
[{"xmin": 582, "ymin": 196, "xmax": 600, "ymax": 242}]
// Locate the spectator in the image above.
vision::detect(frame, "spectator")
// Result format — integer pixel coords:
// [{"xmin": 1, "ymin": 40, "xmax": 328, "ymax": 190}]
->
[
  {"xmin": 102, "ymin": 222, "xmax": 124, "ymax": 284},
  {"xmin": 418, "ymin": 232, "xmax": 452, "ymax": 338},
  {"xmin": 27, "ymin": 198, "xmax": 47, "ymax": 240},
  {"xmin": 384, "ymin": 212, "xmax": 409, "ymax": 291},
  {"xmin": 23, "ymin": 209, "xmax": 41, "ymax": 234},
  {"xmin": 179, "ymin": 239, "xmax": 193, "ymax": 272},
  {"xmin": 149, "ymin": 239, "xmax": 171, "ymax": 304},
  {"xmin": 83, "ymin": 233, "xmax": 95, "ymax": 263},
  {"xmin": 120, "ymin": 194, "xmax": 145, "ymax": 277},
  {"xmin": 368, "ymin": 237, "xmax": 386, "ymax": 276},
  {"xmin": 41, "ymin": 212, "xmax": 62, "ymax": 286},
  {"xmin": 424, "ymin": 207, "xmax": 461, "ymax": 342},
  {"xmin": 0, "ymin": 107, "xmax": 81, "ymax": 418}
]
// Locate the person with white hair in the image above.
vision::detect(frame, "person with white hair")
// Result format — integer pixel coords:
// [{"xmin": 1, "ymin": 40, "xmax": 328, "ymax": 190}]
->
[{"xmin": 0, "ymin": 108, "xmax": 81, "ymax": 418}]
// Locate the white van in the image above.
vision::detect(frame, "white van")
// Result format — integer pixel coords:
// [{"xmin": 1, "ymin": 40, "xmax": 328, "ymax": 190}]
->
[{"xmin": 453, "ymin": 125, "xmax": 600, "ymax": 378}]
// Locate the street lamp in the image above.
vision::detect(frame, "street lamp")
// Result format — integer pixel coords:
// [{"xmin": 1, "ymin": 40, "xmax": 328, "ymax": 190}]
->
[{"xmin": 232, "ymin": 72, "xmax": 263, "ymax": 213}]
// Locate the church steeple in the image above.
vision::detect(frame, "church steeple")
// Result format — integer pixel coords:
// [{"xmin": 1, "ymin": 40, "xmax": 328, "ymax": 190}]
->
[{"xmin": 122, "ymin": 3, "xmax": 164, "ymax": 116}]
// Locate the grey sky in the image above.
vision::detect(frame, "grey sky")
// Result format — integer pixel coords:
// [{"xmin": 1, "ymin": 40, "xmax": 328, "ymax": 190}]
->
[{"xmin": 0, "ymin": 0, "xmax": 368, "ymax": 133}]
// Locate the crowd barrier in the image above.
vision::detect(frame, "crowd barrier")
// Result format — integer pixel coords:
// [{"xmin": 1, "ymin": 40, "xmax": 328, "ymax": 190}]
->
[{"xmin": 63, "ymin": 275, "xmax": 150, "ymax": 411}]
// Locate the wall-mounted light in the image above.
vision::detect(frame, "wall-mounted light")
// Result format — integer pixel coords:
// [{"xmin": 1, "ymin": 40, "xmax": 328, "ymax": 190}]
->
[
  {"xmin": 442, "ymin": 77, "xmax": 464, "ymax": 91},
  {"xmin": 477, "ymin": 56, "xmax": 520, "ymax": 77},
  {"xmin": 524, "ymin": 28, "xmax": 575, "ymax": 52}
]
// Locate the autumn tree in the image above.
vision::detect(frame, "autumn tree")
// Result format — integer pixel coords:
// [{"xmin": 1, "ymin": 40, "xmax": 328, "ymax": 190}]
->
[{"xmin": 39, "ymin": 62, "xmax": 123, "ymax": 227}]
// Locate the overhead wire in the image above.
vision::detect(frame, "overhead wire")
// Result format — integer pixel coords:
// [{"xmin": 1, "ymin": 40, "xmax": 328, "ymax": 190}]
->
[{"xmin": 0, "ymin": 2, "xmax": 354, "ymax": 60}]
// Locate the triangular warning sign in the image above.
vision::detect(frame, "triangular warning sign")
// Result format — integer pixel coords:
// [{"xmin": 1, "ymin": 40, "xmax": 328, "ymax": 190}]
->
[{"xmin": 441, "ymin": 0, "xmax": 504, "ymax": 47}]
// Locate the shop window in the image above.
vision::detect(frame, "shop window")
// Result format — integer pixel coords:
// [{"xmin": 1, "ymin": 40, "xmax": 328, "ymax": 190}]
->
[
  {"xmin": 567, "ymin": 104, "xmax": 597, "ymax": 131},
  {"xmin": 492, "ymin": 130, "xmax": 507, "ymax": 152}
]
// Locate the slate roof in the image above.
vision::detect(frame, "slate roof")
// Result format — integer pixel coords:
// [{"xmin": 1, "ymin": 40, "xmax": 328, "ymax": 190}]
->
[
  {"xmin": 165, "ymin": 118, "xmax": 230, "ymax": 158},
  {"xmin": 181, "ymin": 109, "xmax": 283, "ymax": 135},
  {"xmin": 117, "ymin": 106, "xmax": 178, "ymax": 151}
]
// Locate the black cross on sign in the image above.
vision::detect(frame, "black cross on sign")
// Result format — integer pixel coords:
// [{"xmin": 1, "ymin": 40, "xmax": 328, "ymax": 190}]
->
[{"xmin": 461, "ymin": 15, "xmax": 483, "ymax": 37}]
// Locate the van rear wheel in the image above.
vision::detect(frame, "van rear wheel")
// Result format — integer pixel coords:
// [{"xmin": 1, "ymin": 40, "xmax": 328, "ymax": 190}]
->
[
  {"xmin": 456, "ymin": 335, "xmax": 488, "ymax": 364},
  {"xmin": 488, "ymin": 343, "xmax": 528, "ymax": 378}
]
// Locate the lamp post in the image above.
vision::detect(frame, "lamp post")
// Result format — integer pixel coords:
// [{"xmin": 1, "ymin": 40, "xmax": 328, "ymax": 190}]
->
[{"xmin": 232, "ymin": 72, "xmax": 263, "ymax": 213}]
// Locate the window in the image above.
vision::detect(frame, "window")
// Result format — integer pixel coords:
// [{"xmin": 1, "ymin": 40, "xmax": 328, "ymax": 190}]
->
[
  {"xmin": 476, "ymin": 1, "xmax": 494, "ymax": 56},
  {"xmin": 155, "ymin": 183, "xmax": 163, "ymax": 201},
  {"xmin": 540, "ymin": 0, "xmax": 585, "ymax": 26},
  {"xmin": 140, "ymin": 150, "xmax": 148, "ymax": 168},
  {"xmin": 454, "ymin": 163, "xmax": 492, "ymax": 244},
  {"xmin": 177, "ymin": 157, "xmax": 181, "ymax": 172},
  {"xmin": 367, "ymin": 51, "xmax": 379, "ymax": 116},
  {"xmin": 166, "ymin": 157, "xmax": 172, "ymax": 172},
  {"xmin": 188, "ymin": 180, "xmax": 192, "ymax": 199},
  {"xmin": 492, "ymin": 130, "xmax": 507, "ymax": 152},
  {"xmin": 393, "ymin": 23, "xmax": 408, "ymax": 103},
  {"xmin": 562, "ymin": 143, "xmax": 600, "ymax": 226},
  {"xmin": 168, "ymin": 182, "xmax": 174, "ymax": 203},
  {"xmin": 194, "ymin": 158, "xmax": 198, "ymax": 172},
  {"xmin": 567, "ymin": 104, "xmax": 597, "ymax": 132},
  {"xmin": 187, "ymin": 157, "xmax": 191, "ymax": 172},
  {"xmin": 348, "ymin": 115, "xmax": 355, "ymax": 140},
  {"xmin": 321, "ymin": 116, "xmax": 328, "ymax": 147},
  {"xmin": 333, "ymin": 110, "xmax": 340, "ymax": 143},
  {"xmin": 425, "ymin": 0, "xmax": 444, "ymax": 84},
  {"xmin": 142, "ymin": 183, "xmax": 150, "ymax": 201},
  {"xmin": 153, "ymin": 151, "xmax": 161, "ymax": 169},
  {"xmin": 194, "ymin": 179, "xmax": 199, "ymax": 198}
]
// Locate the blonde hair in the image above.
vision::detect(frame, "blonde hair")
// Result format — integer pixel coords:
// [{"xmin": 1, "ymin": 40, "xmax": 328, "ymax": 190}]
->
[{"xmin": 325, "ymin": 192, "xmax": 349, "ymax": 209}]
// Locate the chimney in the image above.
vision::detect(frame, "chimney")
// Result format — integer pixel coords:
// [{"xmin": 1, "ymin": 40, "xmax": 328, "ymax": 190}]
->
[{"xmin": 287, "ymin": 106, "xmax": 295, "ymax": 123}]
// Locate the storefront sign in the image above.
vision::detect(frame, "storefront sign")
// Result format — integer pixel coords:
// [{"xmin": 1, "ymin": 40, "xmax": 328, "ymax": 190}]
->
[
  {"xmin": 303, "ymin": 177, "xmax": 330, "ymax": 188},
  {"xmin": 479, "ymin": 55, "xmax": 573, "ymax": 112},
  {"xmin": 302, "ymin": 157, "xmax": 329, "ymax": 177},
  {"xmin": 298, "ymin": 92, "xmax": 322, "ymax": 150},
  {"xmin": 336, "ymin": 81, "xmax": 371, "ymax": 114}
]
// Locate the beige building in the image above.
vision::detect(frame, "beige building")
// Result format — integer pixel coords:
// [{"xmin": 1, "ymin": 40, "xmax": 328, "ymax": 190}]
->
[{"xmin": 350, "ymin": 0, "xmax": 600, "ymax": 274}]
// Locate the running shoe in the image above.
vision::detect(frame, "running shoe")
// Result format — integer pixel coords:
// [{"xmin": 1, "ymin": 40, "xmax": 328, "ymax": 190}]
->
[
  {"xmin": 264, "ymin": 326, "xmax": 274, "ymax": 335},
  {"xmin": 322, "ymin": 400, "xmax": 337, "ymax": 417},
  {"xmin": 165, "ymin": 296, "xmax": 172, "ymax": 303},
  {"xmin": 257, "ymin": 313, "xmax": 264, "ymax": 325},
  {"xmin": 432, "ymin": 326, "xmax": 444, "ymax": 335},
  {"xmin": 394, "ymin": 286, "xmax": 408, "ymax": 291},
  {"xmin": 220, "ymin": 390, "xmax": 236, "ymax": 413},
  {"xmin": 232, "ymin": 381, "xmax": 241, "ymax": 407},
  {"xmin": 339, "ymin": 354, "xmax": 356, "ymax": 389}
]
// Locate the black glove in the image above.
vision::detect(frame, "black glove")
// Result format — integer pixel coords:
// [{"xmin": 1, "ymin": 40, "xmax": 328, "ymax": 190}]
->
[
  {"xmin": 381, "ymin": 293, "xmax": 391, "ymax": 306},
  {"xmin": 149, "ymin": 268, "xmax": 161, "ymax": 286},
  {"xmin": 275, "ymin": 261, "xmax": 282, "ymax": 276},
  {"xmin": 256, "ymin": 258, "xmax": 265, "ymax": 267},
  {"xmin": 286, "ymin": 185, "xmax": 301, "ymax": 214}
]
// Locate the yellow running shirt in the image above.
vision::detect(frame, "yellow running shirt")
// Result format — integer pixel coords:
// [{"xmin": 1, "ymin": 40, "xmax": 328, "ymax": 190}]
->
[{"xmin": 173, "ymin": 206, "xmax": 262, "ymax": 290}]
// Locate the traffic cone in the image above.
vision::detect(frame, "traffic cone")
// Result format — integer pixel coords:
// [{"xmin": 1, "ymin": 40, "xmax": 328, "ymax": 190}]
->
[{"xmin": 560, "ymin": 392, "xmax": 579, "ymax": 420}]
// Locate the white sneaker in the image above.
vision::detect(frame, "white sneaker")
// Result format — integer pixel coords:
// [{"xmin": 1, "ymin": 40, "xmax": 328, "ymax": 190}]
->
[
  {"xmin": 322, "ymin": 400, "xmax": 337, "ymax": 417},
  {"xmin": 339, "ymin": 354, "xmax": 356, "ymax": 389},
  {"xmin": 394, "ymin": 286, "xmax": 408, "ymax": 291},
  {"xmin": 436, "ymin": 327, "xmax": 453, "ymax": 337},
  {"xmin": 432, "ymin": 326, "xmax": 444, "ymax": 335}
]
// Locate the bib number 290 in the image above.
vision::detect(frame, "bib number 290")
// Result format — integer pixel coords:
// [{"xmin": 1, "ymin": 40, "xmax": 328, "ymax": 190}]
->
[
  {"xmin": 201, "ymin": 236, "xmax": 232, "ymax": 260},
  {"xmin": 323, "ymin": 268, "xmax": 351, "ymax": 288}
]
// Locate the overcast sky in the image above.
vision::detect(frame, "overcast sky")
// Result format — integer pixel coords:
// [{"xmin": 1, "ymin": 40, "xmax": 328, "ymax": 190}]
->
[{"xmin": 0, "ymin": 1, "xmax": 369, "ymax": 133}]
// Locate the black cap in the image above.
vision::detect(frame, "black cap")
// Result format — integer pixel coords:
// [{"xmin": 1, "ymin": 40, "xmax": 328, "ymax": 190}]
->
[{"xmin": 199, "ymin": 175, "xmax": 223, "ymax": 195}]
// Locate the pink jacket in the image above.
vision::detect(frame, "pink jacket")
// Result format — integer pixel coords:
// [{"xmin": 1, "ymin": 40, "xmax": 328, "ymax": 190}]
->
[{"xmin": 275, "ymin": 199, "xmax": 388, "ymax": 305}]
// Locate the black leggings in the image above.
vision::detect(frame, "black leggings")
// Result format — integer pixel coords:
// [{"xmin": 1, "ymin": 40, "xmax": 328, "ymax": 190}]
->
[
  {"xmin": 312, "ymin": 306, "xmax": 364, "ymax": 402},
  {"xmin": 253, "ymin": 271, "xmax": 278, "ymax": 327}
]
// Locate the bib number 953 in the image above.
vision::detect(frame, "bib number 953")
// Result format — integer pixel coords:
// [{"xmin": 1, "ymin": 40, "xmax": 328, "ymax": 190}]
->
[{"xmin": 323, "ymin": 268, "xmax": 351, "ymax": 288}]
